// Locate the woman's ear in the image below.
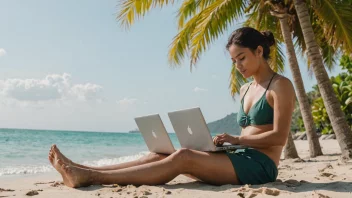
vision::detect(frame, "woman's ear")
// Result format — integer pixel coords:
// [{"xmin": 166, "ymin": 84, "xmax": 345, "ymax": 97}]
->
[{"xmin": 256, "ymin": 46, "xmax": 263, "ymax": 57}]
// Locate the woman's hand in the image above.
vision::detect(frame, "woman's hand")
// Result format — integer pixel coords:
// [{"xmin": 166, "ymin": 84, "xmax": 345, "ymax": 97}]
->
[{"xmin": 213, "ymin": 133, "xmax": 240, "ymax": 146}]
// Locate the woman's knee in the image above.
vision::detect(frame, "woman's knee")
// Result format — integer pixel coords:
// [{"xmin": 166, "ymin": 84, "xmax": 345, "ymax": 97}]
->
[
  {"xmin": 170, "ymin": 148, "xmax": 193, "ymax": 163},
  {"xmin": 140, "ymin": 152, "xmax": 168, "ymax": 163}
]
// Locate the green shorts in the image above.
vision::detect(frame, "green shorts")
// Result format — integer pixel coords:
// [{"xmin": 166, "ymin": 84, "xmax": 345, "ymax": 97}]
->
[{"xmin": 225, "ymin": 148, "xmax": 278, "ymax": 185}]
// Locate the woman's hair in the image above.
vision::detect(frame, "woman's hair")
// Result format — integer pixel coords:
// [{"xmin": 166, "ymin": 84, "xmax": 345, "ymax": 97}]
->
[{"xmin": 226, "ymin": 27, "xmax": 275, "ymax": 60}]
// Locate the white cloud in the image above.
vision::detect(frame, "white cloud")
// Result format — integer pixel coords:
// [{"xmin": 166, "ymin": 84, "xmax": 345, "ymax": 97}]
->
[
  {"xmin": 194, "ymin": 87, "xmax": 208, "ymax": 92},
  {"xmin": 70, "ymin": 83, "xmax": 102, "ymax": 101},
  {"xmin": 0, "ymin": 73, "xmax": 103, "ymax": 103},
  {"xmin": 0, "ymin": 48, "xmax": 7, "ymax": 57},
  {"xmin": 117, "ymin": 98, "xmax": 138, "ymax": 106}
]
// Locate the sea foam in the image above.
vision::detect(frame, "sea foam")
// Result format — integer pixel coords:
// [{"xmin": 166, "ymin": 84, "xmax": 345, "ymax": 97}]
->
[{"xmin": 0, "ymin": 151, "xmax": 150, "ymax": 176}]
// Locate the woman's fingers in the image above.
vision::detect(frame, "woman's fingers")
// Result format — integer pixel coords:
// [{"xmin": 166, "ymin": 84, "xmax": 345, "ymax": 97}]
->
[
  {"xmin": 213, "ymin": 136, "xmax": 218, "ymax": 144},
  {"xmin": 216, "ymin": 137, "xmax": 228, "ymax": 145},
  {"xmin": 214, "ymin": 136, "xmax": 223, "ymax": 145},
  {"xmin": 213, "ymin": 134, "xmax": 229, "ymax": 145}
]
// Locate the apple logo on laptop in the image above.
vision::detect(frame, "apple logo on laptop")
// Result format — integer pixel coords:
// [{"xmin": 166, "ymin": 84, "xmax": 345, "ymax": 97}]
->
[
  {"xmin": 187, "ymin": 126, "xmax": 193, "ymax": 135},
  {"xmin": 152, "ymin": 130, "xmax": 157, "ymax": 138}
]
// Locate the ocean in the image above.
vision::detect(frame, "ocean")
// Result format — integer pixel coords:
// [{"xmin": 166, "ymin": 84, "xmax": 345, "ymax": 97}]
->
[{"xmin": 0, "ymin": 128, "xmax": 182, "ymax": 177}]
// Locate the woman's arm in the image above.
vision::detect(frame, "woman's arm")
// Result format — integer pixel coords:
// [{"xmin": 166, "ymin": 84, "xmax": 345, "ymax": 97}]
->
[{"xmin": 238, "ymin": 77, "xmax": 296, "ymax": 148}]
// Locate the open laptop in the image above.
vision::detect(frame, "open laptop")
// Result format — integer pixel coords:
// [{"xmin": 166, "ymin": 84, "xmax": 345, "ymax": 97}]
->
[
  {"xmin": 134, "ymin": 114, "xmax": 176, "ymax": 154},
  {"xmin": 168, "ymin": 107, "xmax": 247, "ymax": 152}
]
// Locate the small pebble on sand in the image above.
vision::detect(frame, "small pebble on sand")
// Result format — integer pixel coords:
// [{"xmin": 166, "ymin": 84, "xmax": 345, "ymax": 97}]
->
[{"xmin": 26, "ymin": 190, "xmax": 39, "ymax": 196}]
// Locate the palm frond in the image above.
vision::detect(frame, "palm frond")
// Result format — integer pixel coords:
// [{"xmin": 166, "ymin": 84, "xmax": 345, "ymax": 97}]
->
[
  {"xmin": 117, "ymin": 0, "xmax": 175, "ymax": 29},
  {"xmin": 177, "ymin": 0, "xmax": 198, "ymax": 29},
  {"xmin": 229, "ymin": 64, "xmax": 248, "ymax": 97},
  {"xmin": 169, "ymin": 0, "xmax": 247, "ymax": 68},
  {"xmin": 270, "ymin": 42, "xmax": 285, "ymax": 73},
  {"xmin": 177, "ymin": 0, "xmax": 216, "ymax": 29},
  {"xmin": 311, "ymin": 0, "xmax": 352, "ymax": 54},
  {"xmin": 168, "ymin": 15, "xmax": 200, "ymax": 67},
  {"xmin": 320, "ymin": 39, "xmax": 338, "ymax": 71},
  {"xmin": 292, "ymin": 14, "xmax": 306, "ymax": 57},
  {"xmin": 188, "ymin": 0, "xmax": 248, "ymax": 67},
  {"xmin": 244, "ymin": 0, "xmax": 258, "ymax": 14},
  {"xmin": 244, "ymin": 3, "xmax": 260, "ymax": 27}
]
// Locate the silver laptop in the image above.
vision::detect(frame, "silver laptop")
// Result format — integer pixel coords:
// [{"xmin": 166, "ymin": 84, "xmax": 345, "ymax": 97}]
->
[
  {"xmin": 134, "ymin": 114, "xmax": 176, "ymax": 154},
  {"xmin": 168, "ymin": 107, "xmax": 247, "ymax": 152}
]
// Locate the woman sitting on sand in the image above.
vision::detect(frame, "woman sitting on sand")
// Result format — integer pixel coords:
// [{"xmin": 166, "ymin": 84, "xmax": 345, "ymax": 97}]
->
[{"xmin": 49, "ymin": 27, "xmax": 295, "ymax": 188}]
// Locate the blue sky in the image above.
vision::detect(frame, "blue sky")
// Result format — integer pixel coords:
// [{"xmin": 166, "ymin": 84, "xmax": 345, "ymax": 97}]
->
[{"xmin": 0, "ymin": 0, "xmax": 343, "ymax": 132}]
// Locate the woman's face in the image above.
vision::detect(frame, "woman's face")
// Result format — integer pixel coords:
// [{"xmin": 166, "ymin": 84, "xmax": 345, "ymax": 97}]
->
[{"xmin": 228, "ymin": 44, "xmax": 262, "ymax": 78}]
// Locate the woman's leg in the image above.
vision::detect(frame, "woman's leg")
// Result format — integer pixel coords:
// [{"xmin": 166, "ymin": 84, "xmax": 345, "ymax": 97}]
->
[
  {"xmin": 49, "ymin": 145, "xmax": 202, "ymax": 183},
  {"xmin": 49, "ymin": 145, "xmax": 167, "ymax": 171},
  {"xmin": 53, "ymin": 148, "xmax": 240, "ymax": 188}
]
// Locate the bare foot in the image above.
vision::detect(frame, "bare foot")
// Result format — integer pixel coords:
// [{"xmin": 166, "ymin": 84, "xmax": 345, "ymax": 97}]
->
[
  {"xmin": 50, "ymin": 145, "xmax": 73, "ymax": 165},
  {"xmin": 60, "ymin": 162, "xmax": 94, "ymax": 188},
  {"xmin": 48, "ymin": 145, "xmax": 70, "ymax": 186}
]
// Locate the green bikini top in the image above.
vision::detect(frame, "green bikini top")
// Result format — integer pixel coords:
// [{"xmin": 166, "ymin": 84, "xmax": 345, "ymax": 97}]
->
[{"xmin": 237, "ymin": 73, "xmax": 276, "ymax": 127}]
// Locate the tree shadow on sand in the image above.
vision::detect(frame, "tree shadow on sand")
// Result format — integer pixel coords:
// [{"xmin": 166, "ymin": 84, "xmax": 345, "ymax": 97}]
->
[
  {"xmin": 64, "ymin": 177, "xmax": 352, "ymax": 194},
  {"xmin": 160, "ymin": 179, "xmax": 352, "ymax": 193}
]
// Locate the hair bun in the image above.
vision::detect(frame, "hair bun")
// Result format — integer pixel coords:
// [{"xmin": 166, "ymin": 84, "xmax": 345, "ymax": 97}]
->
[{"xmin": 261, "ymin": 31, "xmax": 275, "ymax": 47}]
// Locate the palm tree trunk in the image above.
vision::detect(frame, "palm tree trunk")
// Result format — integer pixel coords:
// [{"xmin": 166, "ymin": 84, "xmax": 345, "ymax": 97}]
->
[
  {"xmin": 294, "ymin": 0, "xmax": 352, "ymax": 160},
  {"xmin": 284, "ymin": 132, "xmax": 299, "ymax": 159},
  {"xmin": 279, "ymin": 14, "xmax": 322, "ymax": 157}
]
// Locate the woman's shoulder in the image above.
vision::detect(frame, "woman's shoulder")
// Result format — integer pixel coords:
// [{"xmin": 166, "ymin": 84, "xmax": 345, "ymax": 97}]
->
[
  {"xmin": 239, "ymin": 82, "xmax": 252, "ymax": 97},
  {"xmin": 272, "ymin": 74, "xmax": 293, "ymax": 87},
  {"xmin": 240, "ymin": 82, "xmax": 251, "ymax": 92},
  {"xmin": 270, "ymin": 74, "xmax": 295, "ymax": 95}
]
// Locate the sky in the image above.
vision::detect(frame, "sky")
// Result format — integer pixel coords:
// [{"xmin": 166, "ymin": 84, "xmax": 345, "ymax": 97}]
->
[{"xmin": 0, "ymin": 0, "xmax": 344, "ymax": 132}]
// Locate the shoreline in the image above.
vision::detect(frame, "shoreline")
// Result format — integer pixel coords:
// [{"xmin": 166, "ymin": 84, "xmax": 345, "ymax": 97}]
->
[{"xmin": 1, "ymin": 140, "xmax": 352, "ymax": 198}]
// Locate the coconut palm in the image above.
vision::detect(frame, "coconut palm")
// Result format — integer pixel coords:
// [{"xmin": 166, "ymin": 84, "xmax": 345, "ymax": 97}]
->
[{"xmin": 293, "ymin": 0, "xmax": 352, "ymax": 160}]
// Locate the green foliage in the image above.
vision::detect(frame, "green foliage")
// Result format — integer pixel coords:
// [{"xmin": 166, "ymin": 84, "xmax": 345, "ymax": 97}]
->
[
  {"xmin": 290, "ymin": 100, "xmax": 305, "ymax": 132},
  {"xmin": 310, "ymin": 55, "xmax": 352, "ymax": 134},
  {"xmin": 340, "ymin": 54, "xmax": 352, "ymax": 73},
  {"xmin": 293, "ymin": 55, "xmax": 352, "ymax": 134},
  {"xmin": 312, "ymin": 97, "xmax": 333, "ymax": 134}
]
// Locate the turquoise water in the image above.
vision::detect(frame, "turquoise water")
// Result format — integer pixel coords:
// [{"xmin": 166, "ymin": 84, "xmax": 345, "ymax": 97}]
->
[{"xmin": 0, "ymin": 128, "xmax": 182, "ymax": 177}]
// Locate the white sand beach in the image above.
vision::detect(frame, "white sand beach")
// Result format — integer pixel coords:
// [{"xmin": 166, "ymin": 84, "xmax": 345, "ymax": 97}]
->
[{"xmin": 1, "ymin": 139, "xmax": 352, "ymax": 198}]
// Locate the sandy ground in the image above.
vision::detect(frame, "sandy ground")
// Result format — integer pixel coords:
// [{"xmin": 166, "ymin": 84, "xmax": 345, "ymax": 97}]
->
[{"xmin": 1, "ymin": 139, "xmax": 352, "ymax": 198}]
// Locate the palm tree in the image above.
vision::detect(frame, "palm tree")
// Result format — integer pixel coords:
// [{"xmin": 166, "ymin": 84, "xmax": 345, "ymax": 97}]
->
[
  {"xmin": 293, "ymin": 0, "xmax": 352, "ymax": 160},
  {"xmin": 285, "ymin": 132, "xmax": 300, "ymax": 159}
]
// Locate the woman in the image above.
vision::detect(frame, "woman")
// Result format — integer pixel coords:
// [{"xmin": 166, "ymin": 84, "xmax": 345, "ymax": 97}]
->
[{"xmin": 49, "ymin": 27, "xmax": 295, "ymax": 188}]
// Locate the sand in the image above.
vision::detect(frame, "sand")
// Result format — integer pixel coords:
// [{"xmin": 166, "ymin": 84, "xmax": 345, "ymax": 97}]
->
[{"xmin": 1, "ymin": 139, "xmax": 352, "ymax": 198}]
